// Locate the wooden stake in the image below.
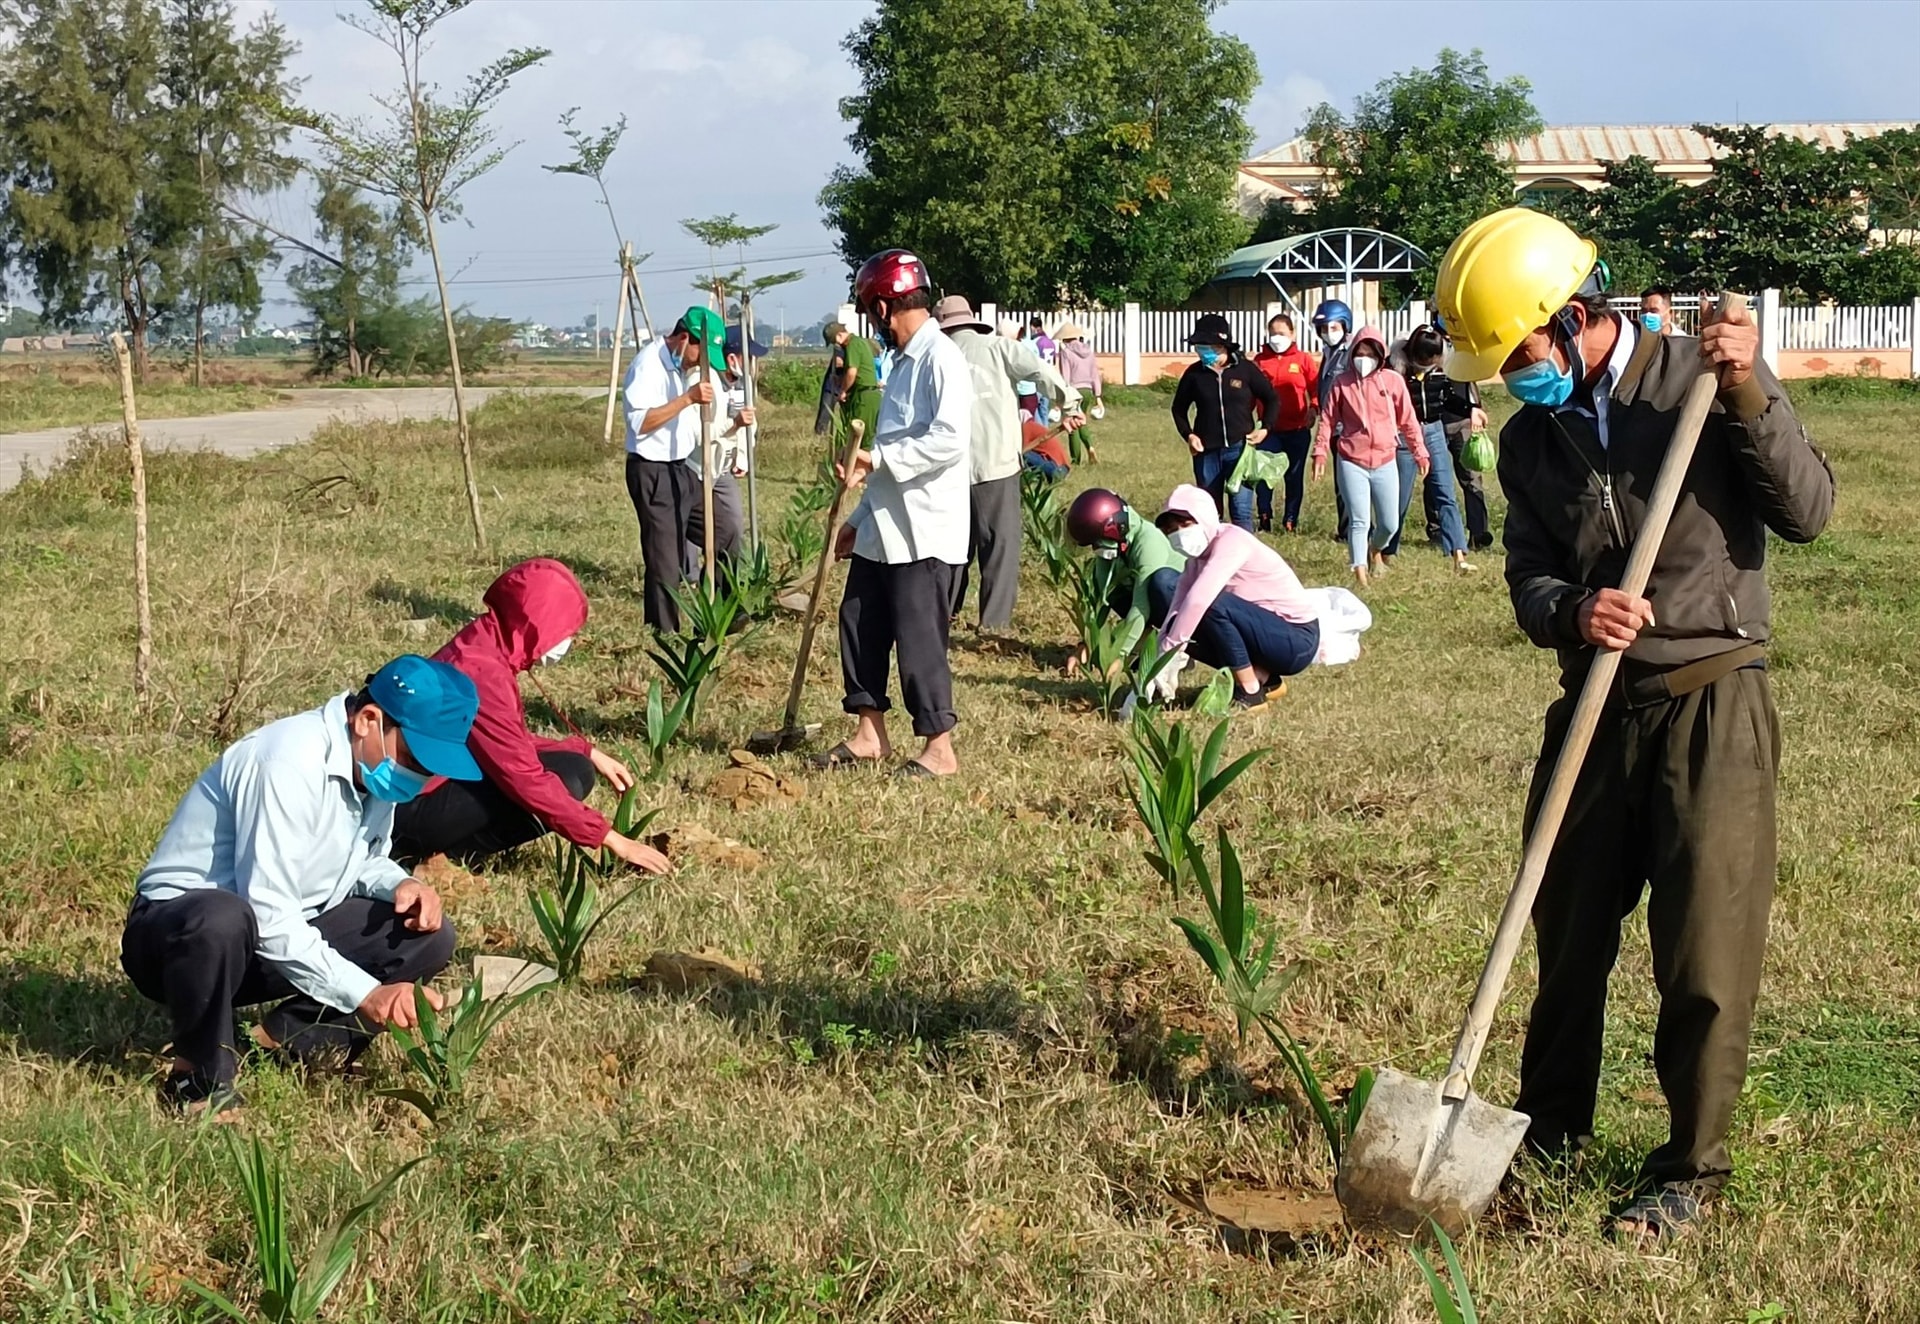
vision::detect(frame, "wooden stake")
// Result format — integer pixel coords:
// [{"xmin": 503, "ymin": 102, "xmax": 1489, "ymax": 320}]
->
[
  {"xmin": 741, "ymin": 293, "xmax": 759, "ymax": 552},
  {"xmin": 602, "ymin": 241, "xmax": 634, "ymax": 444},
  {"xmin": 109, "ymin": 333, "xmax": 153, "ymax": 706},
  {"xmin": 699, "ymin": 352, "xmax": 717, "ymax": 592}
]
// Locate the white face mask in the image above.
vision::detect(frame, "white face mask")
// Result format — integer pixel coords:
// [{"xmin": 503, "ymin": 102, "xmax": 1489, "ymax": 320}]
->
[
  {"xmin": 1267, "ymin": 335, "xmax": 1293, "ymax": 354},
  {"xmin": 1321, "ymin": 325, "xmax": 1346, "ymax": 346},
  {"xmin": 1354, "ymin": 356, "xmax": 1379, "ymax": 378},
  {"xmin": 539, "ymin": 637, "xmax": 573, "ymax": 665},
  {"xmin": 1168, "ymin": 526, "xmax": 1210, "ymax": 559},
  {"xmin": 1093, "ymin": 546, "xmax": 1120, "ymax": 561}
]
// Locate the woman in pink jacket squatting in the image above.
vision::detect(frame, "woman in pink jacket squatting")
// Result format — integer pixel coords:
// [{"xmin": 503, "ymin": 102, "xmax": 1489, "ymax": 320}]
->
[
  {"xmin": 1152, "ymin": 484, "xmax": 1323, "ymax": 712},
  {"xmin": 1311, "ymin": 325, "xmax": 1428, "ymax": 587}
]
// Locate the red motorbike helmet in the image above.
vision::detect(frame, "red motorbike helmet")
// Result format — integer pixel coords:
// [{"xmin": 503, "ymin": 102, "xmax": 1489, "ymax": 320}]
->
[
  {"xmin": 1066, "ymin": 488, "xmax": 1129, "ymax": 548},
  {"xmin": 853, "ymin": 248, "xmax": 933, "ymax": 318}
]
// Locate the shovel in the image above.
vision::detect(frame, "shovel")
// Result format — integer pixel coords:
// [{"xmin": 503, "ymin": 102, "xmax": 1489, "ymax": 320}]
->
[
  {"xmin": 1336, "ymin": 293, "xmax": 1747, "ymax": 1238},
  {"xmin": 746, "ymin": 418, "xmax": 867, "ymax": 755}
]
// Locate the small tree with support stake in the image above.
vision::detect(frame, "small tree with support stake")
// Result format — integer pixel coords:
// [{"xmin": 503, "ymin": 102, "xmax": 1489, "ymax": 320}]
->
[{"xmin": 296, "ymin": 0, "xmax": 548, "ymax": 554}]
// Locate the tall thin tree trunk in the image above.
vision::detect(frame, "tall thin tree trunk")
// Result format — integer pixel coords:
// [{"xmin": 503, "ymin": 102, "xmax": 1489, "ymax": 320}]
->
[
  {"xmin": 193, "ymin": 297, "xmax": 206, "ymax": 389},
  {"xmin": 423, "ymin": 214, "xmax": 486, "ymax": 553},
  {"xmin": 110, "ymin": 333, "xmax": 153, "ymax": 707}
]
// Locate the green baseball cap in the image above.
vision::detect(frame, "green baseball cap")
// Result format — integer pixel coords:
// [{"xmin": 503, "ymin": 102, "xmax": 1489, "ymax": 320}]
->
[{"xmin": 674, "ymin": 306, "xmax": 727, "ymax": 373}]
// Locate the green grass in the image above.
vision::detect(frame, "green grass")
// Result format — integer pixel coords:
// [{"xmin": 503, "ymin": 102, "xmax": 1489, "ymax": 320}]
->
[
  {"xmin": 0, "ymin": 382, "xmax": 1916, "ymax": 1321},
  {"xmin": 0, "ymin": 369, "xmax": 287, "ymax": 432}
]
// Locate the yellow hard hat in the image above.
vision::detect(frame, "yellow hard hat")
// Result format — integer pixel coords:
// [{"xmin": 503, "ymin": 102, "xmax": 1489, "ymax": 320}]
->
[{"xmin": 1433, "ymin": 208, "xmax": 1598, "ymax": 381}]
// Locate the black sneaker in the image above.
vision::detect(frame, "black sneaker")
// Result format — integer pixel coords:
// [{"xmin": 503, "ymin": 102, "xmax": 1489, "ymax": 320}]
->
[
  {"xmin": 161, "ymin": 1070, "xmax": 245, "ymax": 1119},
  {"xmin": 1230, "ymin": 686, "xmax": 1268, "ymax": 712}
]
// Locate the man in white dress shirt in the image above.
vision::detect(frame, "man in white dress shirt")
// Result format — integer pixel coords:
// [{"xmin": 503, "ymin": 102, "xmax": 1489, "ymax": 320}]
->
[
  {"xmin": 813, "ymin": 249, "xmax": 972, "ymax": 779},
  {"xmin": 621, "ymin": 305, "xmax": 727, "ymax": 633}
]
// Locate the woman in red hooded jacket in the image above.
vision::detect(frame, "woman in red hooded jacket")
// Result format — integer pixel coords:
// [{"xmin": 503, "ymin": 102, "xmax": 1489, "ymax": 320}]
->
[{"xmin": 391, "ymin": 559, "xmax": 669, "ymax": 874}]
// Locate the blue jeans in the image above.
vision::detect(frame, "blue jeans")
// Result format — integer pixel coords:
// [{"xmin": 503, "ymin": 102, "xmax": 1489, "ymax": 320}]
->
[
  {"xmin": 1333, "ymin": 456, "xmax": 1399, "ymax": 569},
  {"xmin": 1256, "ymin": 427, "xmax": 1312, "ymax": 527},
  {"xmin": 1186, "ymin": 590, "xmax": 1322, "ymax": 678},
  {"xmin": 1192, "ymin": 445, "xmax": 1255, "ymax": 532},
  {"xmin": 1022, "ymin": 451, "xmax": 1067, "ymax": 481},
  {"xmin": 1386, "ymin": 421, "xmax": 1468, "ymax": 556}
]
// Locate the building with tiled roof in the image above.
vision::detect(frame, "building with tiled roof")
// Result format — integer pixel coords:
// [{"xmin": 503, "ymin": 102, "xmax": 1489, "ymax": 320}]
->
[{"xmin": 1239, "ymin": 121, "xmax": 1917, "ymax": 214}]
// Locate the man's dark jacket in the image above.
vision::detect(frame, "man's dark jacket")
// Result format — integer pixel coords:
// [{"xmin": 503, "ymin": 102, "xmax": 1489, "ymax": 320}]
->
[{"xmin": 1499, "ymin": 326, "xmax": 1835, "ymax": 686}]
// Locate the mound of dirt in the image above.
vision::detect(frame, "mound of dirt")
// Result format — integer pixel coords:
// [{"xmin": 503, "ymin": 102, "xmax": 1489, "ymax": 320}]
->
[{"xmin": 708, "ymin": 749, "xmax": 806, "ymax": 811}]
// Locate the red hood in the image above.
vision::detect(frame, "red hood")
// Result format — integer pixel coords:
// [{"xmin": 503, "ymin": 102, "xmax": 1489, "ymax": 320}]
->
[{"xmin": 478, "ymin": 558, "xmax": 588, "ymax": 672}]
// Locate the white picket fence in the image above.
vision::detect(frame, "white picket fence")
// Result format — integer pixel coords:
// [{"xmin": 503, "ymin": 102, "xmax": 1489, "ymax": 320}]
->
[
  {"xmin": 1778, "ymin": 303, "xmax": 1916, "ymax": 351},
  {"xmin": 840, "ymin": 291, "xmax": 1920, "ymax": 383}
]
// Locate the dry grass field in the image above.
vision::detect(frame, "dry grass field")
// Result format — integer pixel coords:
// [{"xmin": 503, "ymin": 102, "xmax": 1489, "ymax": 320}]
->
[{"xmin": 0, "ymin": 378, "xmax": 1916, "ymax": 1322}]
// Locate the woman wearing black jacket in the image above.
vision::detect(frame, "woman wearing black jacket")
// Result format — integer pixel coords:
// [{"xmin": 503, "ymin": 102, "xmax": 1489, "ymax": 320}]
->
[{"xmin": 1171, "ymin": 313, "xmax": 1280, "ymax": 532}]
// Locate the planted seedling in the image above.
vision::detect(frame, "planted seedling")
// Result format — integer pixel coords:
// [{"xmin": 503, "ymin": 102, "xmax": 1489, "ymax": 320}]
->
[
  {"xmin": 186, "ymin": 1132, "xmax": 425, "ymax": 1324},
  {"xmin": 529, "ymin": 785, "xmax": 663, "ymax": 982},
  {"xmin": 1125, "ymin": 710, "xmax": 1264, "ymax": 894},
  {"xmin": 1412, "ymin": 1218, "xmax": 1482, "ymax": 1324},
  {"xmin": 1019, "ymin": 466, "xmax": 1076, "ymax": 594},
  {"xmin": 1176, "ymin": 827, "xmax": 1376, "ymax": 1166},
  {"xmin": 378, "ymin": 975, "xmax": 551, "ymax": 1126},
  {"xmin": 730, "ymin": 541, "xmax": 787, "ymax": 623}
]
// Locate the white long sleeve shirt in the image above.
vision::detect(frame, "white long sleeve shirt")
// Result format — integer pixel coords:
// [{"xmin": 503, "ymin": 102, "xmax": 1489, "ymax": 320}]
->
[
  {"xmin": 949, "ymin": 328, "xmax": 1078, "ymax": 483},
  {"xmin": 623, "ymin": 339, "xmax": 711, "ymax": 461},
  {"xmin": 136, "ymin": 694, "xmax": 410, "ymax": 1013},
  {"xmin": 845, "ymin": 315, "xmax": 973, "ymax": 565}
]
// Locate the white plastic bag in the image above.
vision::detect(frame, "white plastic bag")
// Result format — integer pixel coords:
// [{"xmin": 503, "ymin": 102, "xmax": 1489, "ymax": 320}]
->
[{"xmin": 1305, "ymin": 586, "xmax": 1372, "ymax": 666}]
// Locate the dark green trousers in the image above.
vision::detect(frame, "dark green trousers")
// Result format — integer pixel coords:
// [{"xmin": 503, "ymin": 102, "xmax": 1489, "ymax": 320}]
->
[{"xmin": 1515, "ymin": 665, "xmax": 1779, "ymax": 1191}]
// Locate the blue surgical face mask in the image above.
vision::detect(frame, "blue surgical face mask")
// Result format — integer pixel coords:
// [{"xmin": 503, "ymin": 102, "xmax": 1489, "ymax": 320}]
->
[
  {"xmin": 1502, "ymin": 320, "xmax": 1581, "ymax": 408},
  {"xmin": 359, "ymin": 716, "xmax": 430, "ymax": 804},
  {"xmin": 1196, "ymin": 346, "xmax": 1223, "ymax": 367},
  {"xmin": 1641, "ymin": 312, "xmax": 1663, "ymax": 333}
]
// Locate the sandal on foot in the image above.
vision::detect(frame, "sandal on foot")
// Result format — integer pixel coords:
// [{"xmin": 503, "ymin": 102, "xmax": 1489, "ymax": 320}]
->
[
  {"xmin": 893, "ymin": 759, "xmax": 941, "ymax": 779},
  {"xmin": 807, "ymin": 742, "xmax": 879, "ymax": 771},
  {"xmin": 1610, "ymin": 1184, "xmax": 1709, "ymax": 1245}
]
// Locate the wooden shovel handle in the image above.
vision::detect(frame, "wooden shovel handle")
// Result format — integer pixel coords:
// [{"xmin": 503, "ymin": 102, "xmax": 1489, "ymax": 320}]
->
[
  {"xmin": 779, "ymin": 419, "xmax": 866, "ymax": 729},
  {"xmin": 1441, "ymin": 293, "xmax": 1748, "ymax": 1101}
]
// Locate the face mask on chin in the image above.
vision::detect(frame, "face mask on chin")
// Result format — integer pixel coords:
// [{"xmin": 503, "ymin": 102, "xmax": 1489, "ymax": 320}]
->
[{"xmin": 1267, "ymin": 335, "xmax": 1293, "ymax": 354}]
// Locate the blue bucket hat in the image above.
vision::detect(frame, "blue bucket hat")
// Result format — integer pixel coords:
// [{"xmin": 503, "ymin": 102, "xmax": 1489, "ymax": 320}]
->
[{"xmin": 367, "ymin": 655, "xmax": 482, "ymax": 780}]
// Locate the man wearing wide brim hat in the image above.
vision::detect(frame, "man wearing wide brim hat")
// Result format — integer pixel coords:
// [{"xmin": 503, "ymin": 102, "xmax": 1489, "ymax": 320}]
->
[
  {"xmin": 933, "ymin": 294, "xmax": 1082, "ymax": 631},
  {"xmin": 1436, "ymin": 206, "xmax": 1834, "ymax": 1242}
]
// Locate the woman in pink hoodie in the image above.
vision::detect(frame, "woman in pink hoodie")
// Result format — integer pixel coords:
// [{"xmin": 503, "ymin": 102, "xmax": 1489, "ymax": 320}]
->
[
  {"xmin": 1153, "ymin": 484, "xmax": 1321, "ymax": 711},
  {"xmin": 1311, "ymin": 326, "xmax": 1427, "ymax": 586},
  {"xmin": 392, "ymin": 559, "xmax": 669, "ymax": 875}
]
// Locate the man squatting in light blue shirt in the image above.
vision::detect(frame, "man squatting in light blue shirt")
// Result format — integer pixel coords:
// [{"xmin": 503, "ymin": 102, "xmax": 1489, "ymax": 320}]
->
[{"xmin": 120, "ymin": 654, "xmax": 483, "ymax": 1115}]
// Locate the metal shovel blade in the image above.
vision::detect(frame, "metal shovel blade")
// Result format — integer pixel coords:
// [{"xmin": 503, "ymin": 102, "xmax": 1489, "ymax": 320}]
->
[{"xmin": 1334, "ymin": 1067, "xmax": 1531, "ymax": 1238}]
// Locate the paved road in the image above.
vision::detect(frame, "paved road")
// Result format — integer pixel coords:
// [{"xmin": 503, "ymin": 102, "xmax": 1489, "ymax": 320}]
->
[{"xmin": 0, "ymin": 386, "xmax": 601, "ymax": 493}]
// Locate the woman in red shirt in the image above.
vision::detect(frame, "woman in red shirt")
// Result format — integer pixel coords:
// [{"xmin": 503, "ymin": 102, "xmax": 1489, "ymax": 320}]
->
[{"xmin": 1311, "ymin": 328, "xmax": 1427, "ymax": 586}]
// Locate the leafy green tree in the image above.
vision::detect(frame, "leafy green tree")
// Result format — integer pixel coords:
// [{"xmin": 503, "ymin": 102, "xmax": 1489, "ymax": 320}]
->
[
  {"xmin": 0, "ymin": 0, "xmax": 293, "ymax": 382},
  {"xmin": 1526, "ymin": 155, "xmax": 1684, "ymax": 296},
  {"xmin": 0, "ymin": 0, "xmax": 180, "ymax": 380},
  {"xmin": 158, "ymin": 0, "xmax": 299, "ymax": 386},
  {"xmin": 287, "ymin": 173, "xmax": 415, "ymax": 377},
  {"xmin": 681, "ymin": 213, "xmax": 804, "ymax": 312},
  {"xmin": 1680, "ymin": 125, "xmax": 1868, "ymax": 302},
  {"xmin": 821, "ymin": 0, "xmax": 1254, "ymax": 307},
  {"xmin": 1849, "ymin": 126, "xmax": 1920, "ymax": 233},
  {"xmin": 1303, "ymin": 48, "xmax": 1541, "ymax": 285},
  {"xmin": 298, "ymin": 0, "xmax": 548, "ymax": 553}
]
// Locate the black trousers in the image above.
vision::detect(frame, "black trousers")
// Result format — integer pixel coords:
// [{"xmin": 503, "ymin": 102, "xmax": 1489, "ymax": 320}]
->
[
  {"xmin": 1515, "ymin": 667, "xmax": 1778, "ymax": 1193},
  {"xmin": 684, "ymin": 470, "xmax": 745, "ymax": 591},
  {"xmin": 121, "ymin": 891, "xmax": 456, "ymax": 1089},
  {"xmin": 625, "ymin": 454, "xmax": 698, "ymax": 633},
  {"xmin": 839, "ymin": 555, "xmax": 957, "ymax": 738},
  {"xmin": 390, "ymin": 750, "xmax": 595, "ymax": 866}
]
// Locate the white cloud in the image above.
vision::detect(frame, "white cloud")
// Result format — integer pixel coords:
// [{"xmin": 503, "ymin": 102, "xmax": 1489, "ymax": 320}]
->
[{"xmin": 1248, "ymin": 73, "xmax": 1331, "ymax": 151}]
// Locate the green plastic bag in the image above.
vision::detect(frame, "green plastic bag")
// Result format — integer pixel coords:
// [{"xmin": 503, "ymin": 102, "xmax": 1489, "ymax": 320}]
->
[
  {"xmin": 1190, "ymin": 667, "xmax": 1236, "ymax": 718},
  {"xmin": 1461, "ymin": 429, "xmax": 1496, "ymax": 473}
]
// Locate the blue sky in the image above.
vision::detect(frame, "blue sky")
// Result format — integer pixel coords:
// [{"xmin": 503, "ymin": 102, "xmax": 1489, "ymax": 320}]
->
[{"xmin": 244, "ymin": 0, "xmax": 1920, "ymax": 331}]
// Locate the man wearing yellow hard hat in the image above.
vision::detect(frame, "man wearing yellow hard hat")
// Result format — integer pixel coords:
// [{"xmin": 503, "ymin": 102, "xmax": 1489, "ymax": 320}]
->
[{"xmin": 1433, "ymin": 207, "xmax": 1834, "ymax": 1243}]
